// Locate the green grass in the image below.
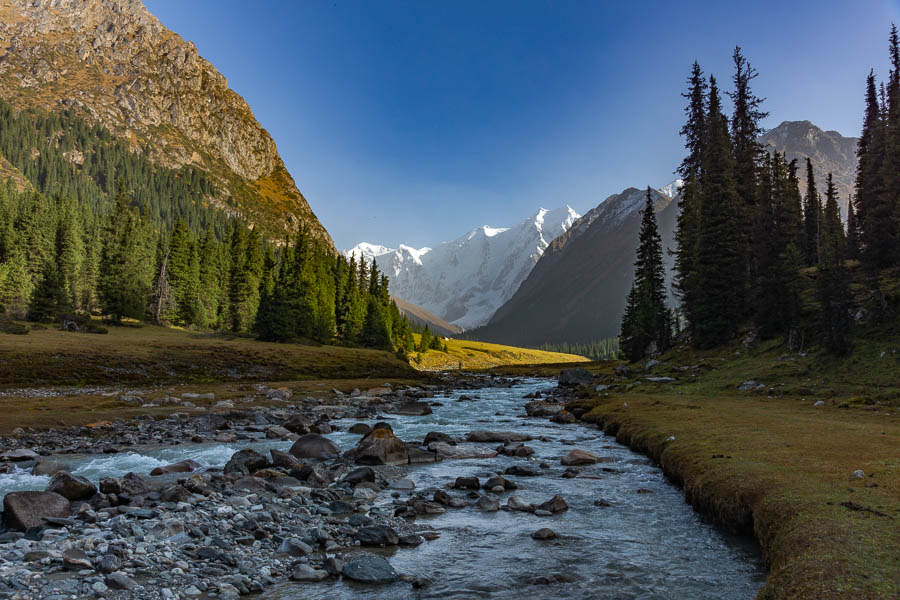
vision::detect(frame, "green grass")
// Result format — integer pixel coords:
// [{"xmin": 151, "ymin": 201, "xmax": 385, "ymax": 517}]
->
[{"xmin": 565, "ymin": 336, "xmax": 900, "ymax": 599}]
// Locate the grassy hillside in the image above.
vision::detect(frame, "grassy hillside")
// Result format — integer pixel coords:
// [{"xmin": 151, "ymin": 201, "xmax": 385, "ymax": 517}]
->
[
  {"xmin": 0, "ymin": 323, "xmax": 420, "ymax": 388},
  {"xmin": 411, "ymin": 334, "xmax": 589, "ymax": 371},
  {"xmin": 564, "ymin": 335, "xmax": 899, "ymax": 599}
]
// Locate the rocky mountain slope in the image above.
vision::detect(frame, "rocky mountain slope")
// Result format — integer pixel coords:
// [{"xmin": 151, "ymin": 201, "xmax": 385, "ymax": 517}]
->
[
  {"xmin": 760, "ymin": 120, "xmax": 858, "ymax": 216},
  {"xmin": 470, "ymin": 187, "xmax": 677, "ymax": 346},
  {"xmin": 0, "ymin": 0, "xmax": 332, "ymax": 247},
  {"xmin": 469, "ymin": 120, "xmax": 859, "ymax": 348},
  {"xmin": 347, "ymin": 206, "xmax": 580, "ymax": 330}
]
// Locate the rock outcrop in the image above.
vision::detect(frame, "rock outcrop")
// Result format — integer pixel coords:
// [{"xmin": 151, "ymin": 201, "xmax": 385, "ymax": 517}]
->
[{"xmin": 0, "ymin": 0, "xmax": 333, "ymax": 246}]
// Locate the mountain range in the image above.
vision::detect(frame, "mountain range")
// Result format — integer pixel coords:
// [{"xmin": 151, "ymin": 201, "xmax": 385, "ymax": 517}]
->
[
  {"xmin": 468, "ymin": 120, "xmax": 859, "ymax": 347},
  {"xmin": 0, "ymin": 0, "xmax": 332, "ymax": 246},
  {"xmin": 346, "ymin": 206, "xmax": 580, "ymax": 330}
]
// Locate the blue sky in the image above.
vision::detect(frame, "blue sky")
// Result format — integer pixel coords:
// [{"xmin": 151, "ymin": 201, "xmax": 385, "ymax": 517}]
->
[{"xmin": 145, "ymin": 0, "xmax": 898, "ymax": 250}]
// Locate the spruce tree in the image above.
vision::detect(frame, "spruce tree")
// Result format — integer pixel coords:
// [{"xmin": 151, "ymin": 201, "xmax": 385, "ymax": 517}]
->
[
  {"xmin": 883, "ymin": 24, "xmax": 900, "ymax": 264},
  {"xmin": 673, "ymin": 62, "xmax": 707, "ymax": 336},
  {"xmin": 693, "ymin": 76, "xmax": 744, "ymax": 348},
  {"xmin": 846, "ymin": 197, "xmax": 861, "ymax": 259},
  {"xmin": 856, "ymin": 71, "xmax": 890, "ymax": 269},
  {"xmin": 818, "ymin": 174, "xmax": 852, "ymax": 355},
  {"xmin": 802, "ymin": 158, "xmax": 822, "ymax": 266},
  {"xmin": 728, "ymin": 47, "xmax": 768, "ymax": 309},
  {"xmin": 619, "ymin": 188, "xmax": 671, "ymax": 361},
  {"xmin": 27, "ymin": 260, "xmax": 69, "ymax": 322},
  {"xmin": 419, "ymin": 325, "xmax": 433, "ymax": 353}
]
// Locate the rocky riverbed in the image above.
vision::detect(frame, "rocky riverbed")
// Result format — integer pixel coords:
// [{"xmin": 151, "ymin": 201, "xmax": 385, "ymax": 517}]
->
[{"xmin": 0, "ymin": 373, "xmax": 766, "ymax": 599}]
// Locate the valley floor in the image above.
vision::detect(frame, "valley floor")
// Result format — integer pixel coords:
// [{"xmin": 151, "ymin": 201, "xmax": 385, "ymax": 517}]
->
[{"xmin": 556, "ymin": 338, "xmax": 899, "ymax": 599}]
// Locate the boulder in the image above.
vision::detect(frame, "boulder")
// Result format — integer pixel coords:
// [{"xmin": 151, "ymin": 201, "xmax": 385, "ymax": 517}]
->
[
  {"xmin": 265, "ymin": 426, "xmax": 293, "ymax": 440},
  {"xmin": 561, "ymin": 449, "xmax": 601, "ymax": 466},
  {"xmin": 424, "ymin": 431, "xmax": 455, "ymax": 445},
  {"xmin": 99, "ymin": 473, "xmax": 149, "ymax": 496},
  {"xmin": 3, "ymin": 491, "xmax": 71, "ymax": 531},
  {"xmin": 558, "ymin": 367, "xmax": 593, "ymax": 387},
  {"xmin": 224, "ymin": 449, "xmax": 268, "ymax": 475},
  {"xmin": 348, "ymin": 423, "xmax": 372, "ymax": 435},
  {"xmin": 270, "ymin": 449, "xmax": 303, "ymax": 470},
  {"xmin": 524, "ymin": 401, "xmax": 563, "ymax": 417},
  {"xmin": 531, "ymin": 528, "xmax": 557, "ymax": 540},
  {"xmin": 291, "ymin": 564, "xmax": 328, "ymax": 582},
  {"xmin": 504, "ymin": 464, "xmax": 543, "ymax": 477},
  {"xmin": 1, "ymin": 449, "xmax": 39, "ymax": 462},
  {"xmin": 289, "ymin": 434, "xmax": 340, "ymax": 459},
  {"xmin": 46, "ymin": 472, "xmax": 97, "ymax": 501},
  {"xmin": 453, "ymin": 476, "xmax": 480, "ymax": 490},
  {"xmin": 466, "ymin": 431, "xmax": 532, "ymax": 443},
  {"xmin": 353, "ymin": 428, "xmax": 408, "ymax": 466},
  {"xmin": 343, "ymin": 466, "xmax": 376, "ymax": 486},
  {"xmin": 536, "ymin": 495, "xmax": 568, "ymax": 514},
  {"xmin": 356, "ymin": 525, "xmax": 399, "ymax": 547},
  {"xmin": 476, "ymin": 495, "xmax": 500, "ymax": 511},
  {"xmin": 506, "ymin": 495, "xmax": 533, "ymax": 512},
  {"xmin": 283, "ymin": 414, "xmax": 314, "ymax": 434},
  {"xmin": 31, "ymin": 459, "xmax": 62, "ymax": 476},
  {"xmin": 150, "ymin": 459, "xmax": 201, "ymax": 476},
  {"xmin": 343, "ymin": 555, "xmax": 399, "ymax": 584}
]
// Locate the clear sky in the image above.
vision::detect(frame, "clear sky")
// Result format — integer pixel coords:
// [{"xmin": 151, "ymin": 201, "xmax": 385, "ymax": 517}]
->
[{"xmin": 144, "ymin": 0, "xmax": 898, "ymax": 250}]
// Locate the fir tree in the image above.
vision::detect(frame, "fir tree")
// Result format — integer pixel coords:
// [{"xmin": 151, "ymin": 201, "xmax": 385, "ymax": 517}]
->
[
  {"xmin": 619, "ymin": 188, "xmax": 671, "ymax": 361},
  {"xmin": 802, "ymin": 158, "xmax": 822, "ymax": 266},
  {"xmin": 673, "ymin": 62, "xmax": 707, "ymax": 336},
  {"xmin": 818, "ymin": 174, "xmax": 852, "ymax": 355},
  {"xmin": 846, "ymin": 197, "xmax": 861, "ymax": 259},
  {"xmin": 693, "ymin": 76, "xmax": 744, "ymax": 348},
  {"xmin": 419, "ymin": 325, "xmax": 433, "ymax": 353},
  {"xmin": 27, "ymin": 260, "xmax": 69, "ymax": 322},
  {"xmin": 856, "ymin": 71, "xmax": 890, "ymax": 269}
]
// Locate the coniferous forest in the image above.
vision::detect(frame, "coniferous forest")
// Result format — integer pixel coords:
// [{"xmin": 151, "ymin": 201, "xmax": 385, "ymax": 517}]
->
[
  {"xmin": 0, "ymin": 100, "xmax": 414, "ymax": 354},
  {"xmin": 622, "ymin": 28, "xmax": 900, "ymax": 362}
]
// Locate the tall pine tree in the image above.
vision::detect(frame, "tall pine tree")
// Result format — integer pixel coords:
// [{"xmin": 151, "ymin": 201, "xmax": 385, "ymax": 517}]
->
[
  {"xmin": 620, "ymin": 188, "xmax": 671, "ymax": 361},
  {"xmin": 818, "ymin": 174, "xmax": 852, "ymax": 355}
]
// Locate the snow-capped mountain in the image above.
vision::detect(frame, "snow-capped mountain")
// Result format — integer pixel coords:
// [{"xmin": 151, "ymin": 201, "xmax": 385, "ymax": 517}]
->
[
  {"xmin": 346, "ymin": 205, "xmax": 580, "ymax": 329},
  {"xmin": 658, "ymin": 179, "xmax": 684, "ymax": 199}
]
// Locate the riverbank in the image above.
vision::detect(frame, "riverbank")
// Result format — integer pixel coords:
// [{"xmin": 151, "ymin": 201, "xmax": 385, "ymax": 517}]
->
[{"xmin": 559, "ymin": 337, "xmax": 900, "ymax": 600}]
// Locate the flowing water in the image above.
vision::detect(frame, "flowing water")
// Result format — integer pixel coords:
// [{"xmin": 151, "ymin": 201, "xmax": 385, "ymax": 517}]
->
[{"xmin": 0, "ymin": 378, "xmax": 766, "ymax": 599}]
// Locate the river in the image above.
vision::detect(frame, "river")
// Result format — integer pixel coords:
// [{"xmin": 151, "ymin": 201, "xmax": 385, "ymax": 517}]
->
[{"xmin": 0, "ymin": 377, "xmax": 766, "ymax": 599}]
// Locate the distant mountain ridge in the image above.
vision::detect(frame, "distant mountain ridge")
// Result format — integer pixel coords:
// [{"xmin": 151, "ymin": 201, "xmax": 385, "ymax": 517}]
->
[
  {"xmin": 0, "ymin": 0, "xmax": 333, "ymax": 246},
  {"xmin": 347, "ymin": 205, "xmax": 580, "ymax": 329},
  {"xmin": 469, "ymin": 120, "xmax": 858, "ymax": 348}
]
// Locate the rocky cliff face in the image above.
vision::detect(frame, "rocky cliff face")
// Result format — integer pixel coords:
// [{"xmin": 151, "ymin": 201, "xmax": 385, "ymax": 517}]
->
[{"xmin": 0, "ymin": 0, "xmax": 333, "ymax": 247}]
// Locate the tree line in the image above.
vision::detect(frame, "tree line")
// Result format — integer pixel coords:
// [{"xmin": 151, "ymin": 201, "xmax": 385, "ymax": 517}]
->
[
  {"xmin": 0, "ymin": 174, "xmax": 415, "ymax": 354},
  {"xmin": 621, "ymin": 27, "xmax": 900, "ymax": 361}
]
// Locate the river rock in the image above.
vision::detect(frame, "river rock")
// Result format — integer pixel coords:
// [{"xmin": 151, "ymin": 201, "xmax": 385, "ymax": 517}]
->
[
  {"xmin": 424, "ymin": 431, "xmax": 455, "ymax": 445},
  {"xmin": 279, "ymin": 538, "xmax": 314, "ymax": 556},
  {"xmin": 558, "ymin": 367, "xmax": 593, "ymax": 387},
  {"xmin": 356, "ymin": 525, "xmax": 399, "ymax": 546},
  {"xmin": 343, "ymin": 555, "xmax": 399, "ymax": 584},
  {"xmin": 46, "ymin": 471, "xmax": 97, "ymax": 501},
  {"xmin": 467, "ymin": 431, "xmax": 532, "ymax": 443},
  {"xmin": 289, "ymin": 434, "xmax": 340, "ymax": 459},
  {"xmin": 291, "ymin": 564, "xmax": 329, "ymax": 582},
  {"xmin": 391, "ymin": 401, "xmax": 433, "ymax": 416},
  {"xmin": 31, "ymin": 459, "xmax": 62, "ymax": 476},
  {"xmin": 505, "ymin": 464, "xmax": 542, "ymax": 477},
  {"xmin": 98, "ymin": 554, "xmax": 122, "ymax": 574},
  {"xmin": 150, "ymin": 459, "xmax": 201, "ymax": 476},
  {"xmin": 476, "ymin": 495, "xmax": 500, "ymax": 511},
  {"xmin": 353, "ymin": 427, "xmax": 408, "ymax": 466},
  {"xmin": 531, "ymin": 527, "xmax": 557, "ymax": 540},
  {"xmin": 3, "ymin": 491, "xmax": 71, "ymax": 531},
  {"xmin": 265, "ymin": 425, "xmax": 293, "ymax": 440},
  {"xmin": 561, "ymin": 449, "xmax": 601, "ymax": 466},
  {"xmin": 224, "ymin": 449, "xmax": 268, "ymax": 475},
  {"xmin": 1, "ymin": 449, "xmax": 39, "ymax": 462},
  {"xmin": 506, "ymin": 495, "xmax": 534, "ymax": 512},
  {"xmin": 453, "ymin": 476, "xmax": 480, "ymax": 490},
  {"xmin": 106, "ymin": 571, "xmax": 138, "ymax": 590},
  {"xmin": 62, "ymin": 548, "xmax": 92, "ymax": 570},
  {"xmin": 99, "ymin": 473, "xmax": 150, "ymax": 496},
  {"xmin": 270, "ymin": 449, "xmax": 302, "ymax": 470},
  {"xmin": 524, "ymin": 401, "xmax": 563, "ymax": 417},
  {"xmin": 349, "ymin": 423, "xmax": 372, "ymax": 435},
  {"xmin": 485, "ymin": 474, "xmax": 516, "ymax": 490},
  {"xmin": 283, "ymin": 414, "xmax": 314, "ymax": 434},
  {"xmin": 429, "ymin": 442, "xmax": 497, "ymax": 460},
  {"xmin": 536, "ymin": 495, "xmax": 568, "ymax": 513}
]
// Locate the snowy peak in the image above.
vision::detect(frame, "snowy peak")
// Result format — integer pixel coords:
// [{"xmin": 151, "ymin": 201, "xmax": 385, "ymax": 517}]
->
[
  {"xmin": 657, "ymin": 179, "xmax": 684, "ymax": 199},
  {"xmin": 344, "ymin": 204, "xmax": 581, "ymax": 330}
]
